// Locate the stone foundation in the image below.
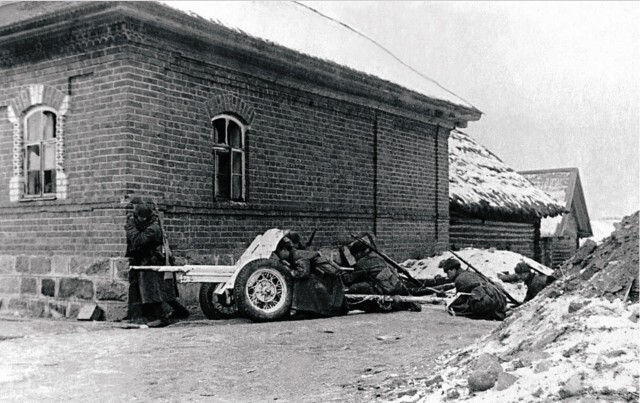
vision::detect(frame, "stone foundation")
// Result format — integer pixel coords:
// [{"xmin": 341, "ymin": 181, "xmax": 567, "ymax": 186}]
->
[{"xmin": 0, "ymin": 254, "xmax": 131, "ymax": 321}]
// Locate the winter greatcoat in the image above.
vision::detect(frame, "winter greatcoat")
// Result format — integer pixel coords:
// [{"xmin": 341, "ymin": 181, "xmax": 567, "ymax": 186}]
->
[
  {"xmin": 523, "ymin": 272, "xmax": 552, "ymax": 302},
  {"xmin": 448, "ymin": 270, "xmax": 507, "ymax": 321},
  {"xmin": 287, "ymin": 250, "xmax": 346, "ymax": 317},
  {"xmin": 125, "ymin": 213, "xmax": 177, "ymax": 308}
]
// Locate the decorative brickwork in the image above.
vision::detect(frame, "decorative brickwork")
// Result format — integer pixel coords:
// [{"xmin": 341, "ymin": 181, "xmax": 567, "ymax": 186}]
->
[
  {"xmin": 6, "ymin": 84, "xmax": 70, "ymax": 201},
  {"xmin": 205, "ymin": 92, "xmax": 256, "ymax": 125}
]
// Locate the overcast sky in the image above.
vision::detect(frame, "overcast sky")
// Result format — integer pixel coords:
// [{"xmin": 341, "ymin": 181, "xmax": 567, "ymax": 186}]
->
[
  {"xmin": 305, "ymin": 1, "xmax": 640, "ymax": 219},
  {"xmin": 166, "ymin": 1, "xmax": 639, "ymax": 220},
  {"xmin": 302, "ymin": 1, "xmax": 639, "ymax": 220}
]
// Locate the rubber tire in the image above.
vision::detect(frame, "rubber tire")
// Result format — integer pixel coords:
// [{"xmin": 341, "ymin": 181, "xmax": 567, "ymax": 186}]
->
[
  {"xmin": 234, "ymin": 258, "xmax": 293, "ymax": 322},
  {"xmin": 199, "ymin": 283, "xmax": 238, "ymax": 320}
]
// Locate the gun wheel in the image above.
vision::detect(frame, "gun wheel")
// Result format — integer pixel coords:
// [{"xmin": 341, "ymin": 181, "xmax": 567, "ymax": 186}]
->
[
  {"xmin": 199, "ymin": 283, "xmax": 238, "ymax": 320},
  {"xmin": 234, "ymin": 259, "xmax": 293, "ymax": 322}
]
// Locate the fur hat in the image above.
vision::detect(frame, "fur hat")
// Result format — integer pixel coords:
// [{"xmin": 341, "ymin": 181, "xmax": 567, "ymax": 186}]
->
[
  {"xmin": 439, "ymin": 257, "xmax": 461, "ymax": 271},
  {"xmin": 133, "ymin": 204, "xmax": 153, "ymax": 219},
  {"xmin": 514, "ymin": 261, "xmax": 533, "ymax": 274}
]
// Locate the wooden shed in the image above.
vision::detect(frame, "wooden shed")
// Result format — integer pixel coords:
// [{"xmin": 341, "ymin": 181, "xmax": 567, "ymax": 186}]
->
[
  {"xmin": 519, "ymin": 168, "xmax": 593, "ymax": 268},
  {"xmin": 448, "ymin": 130, "xmax": 566, "ymax": 262}
]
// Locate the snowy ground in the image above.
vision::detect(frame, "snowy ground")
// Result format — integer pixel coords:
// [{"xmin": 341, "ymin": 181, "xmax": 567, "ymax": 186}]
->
[
  {"xmin": 398, "ymin": 296, "xmax": 639, "ymax": 403},
  {"xmin": 390, "ymin": 212, "xmax": 640, "ymax": 403},
  {"xmin": 401, "ymin": 248, "xmax": 554, "ymax": 302}
]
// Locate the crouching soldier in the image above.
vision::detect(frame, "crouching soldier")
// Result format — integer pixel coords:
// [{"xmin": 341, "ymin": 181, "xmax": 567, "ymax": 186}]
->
[
  {"xmin": 341, "ymin": 238, "xmax": 421, "ymax": 313},
  {"xmin": 514, "ymin": 262, "xmax": 555, "ymax": 302},
  {"xmin": 440, "ymin": 257, "xmax": 507, "ymax": 321},
  {"xmin": 274, "ymin": 233, "xmax": 347, "ymax": 318}
]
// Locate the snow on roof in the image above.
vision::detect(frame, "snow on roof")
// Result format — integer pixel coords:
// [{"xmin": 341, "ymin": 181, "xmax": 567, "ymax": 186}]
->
[
  {"xmin": 520, "ymin": 168, "xmax": 592, "ymax": 237},
  {"xmin": 449, "ymin": 130, "xmax": 566, "ymax": 219},
  {"xmin": 519, "ymin": 169, "xmax": 572, "ymax": 206},
  {"xmin": 160, "ymin": 1, "xmax": 478, "ymax": 112}
]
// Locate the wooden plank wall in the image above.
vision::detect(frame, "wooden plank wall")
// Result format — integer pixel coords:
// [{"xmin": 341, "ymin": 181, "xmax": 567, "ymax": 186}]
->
[
  {"xmin": 449, "ymin": 216, "xmax": 538, "ymax": 261},
  {"xmin": 545, "ymin": 236, "xmax": 579, "ymax": 268}
]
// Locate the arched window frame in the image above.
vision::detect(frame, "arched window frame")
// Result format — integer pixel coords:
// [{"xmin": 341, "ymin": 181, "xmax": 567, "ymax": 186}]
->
[
  {"xmin": 22, "ymin": 106, "xmax": 59, "ymax": 199},
  {"xmin": 6, "ymin": 84, "xmax": 69, "ymax": 202},
  {"xmin": 212, "ymin": 114, "xmax": 246, "ymax": 202}
]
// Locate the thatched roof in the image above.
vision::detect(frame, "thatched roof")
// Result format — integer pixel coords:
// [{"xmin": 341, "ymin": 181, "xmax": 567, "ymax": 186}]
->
[
  {"xmin": 449, "ymin": 130, "xmax": 566, "ymax": 219},
  {"xmin": 520, "ymin": 168, "xmax": 593, "ymax": 237}
]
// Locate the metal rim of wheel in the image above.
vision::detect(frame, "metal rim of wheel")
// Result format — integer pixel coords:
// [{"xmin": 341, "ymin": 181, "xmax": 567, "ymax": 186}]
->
[{"xmin": 245, "ymin": 268, "xmax": 288, "ymax": 314}]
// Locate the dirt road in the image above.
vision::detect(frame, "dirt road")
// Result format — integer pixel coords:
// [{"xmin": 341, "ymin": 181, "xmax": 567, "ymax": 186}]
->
[{"xmin": 0, "ymin": 306, "xmax": 497, "ymax": 402}]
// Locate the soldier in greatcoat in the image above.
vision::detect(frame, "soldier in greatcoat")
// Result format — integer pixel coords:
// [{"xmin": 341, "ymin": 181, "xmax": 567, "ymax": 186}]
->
[
  {"xmin": 125, "ymin": 201, "xmax": 189, "ymax": 327},
  {"xmin": 514, "ymin": 261, "xmax": 555, "ymax": 302},
  {"xmin": 440, "ymin": 257, "xmax": 507, "ymax": 321},
  {"xmin": 274, "ymin": 234, "xmax": 347, "ymax": 317}
]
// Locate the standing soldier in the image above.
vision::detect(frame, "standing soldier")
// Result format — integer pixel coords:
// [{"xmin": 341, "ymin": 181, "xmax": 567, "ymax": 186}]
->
[
  {"xmin": 439, "ymin": 257, "xmax": 507, "ymax": 321},
  {"xmin": 125, "ymin": 200, "xmax": 189, "ymax": 327}
]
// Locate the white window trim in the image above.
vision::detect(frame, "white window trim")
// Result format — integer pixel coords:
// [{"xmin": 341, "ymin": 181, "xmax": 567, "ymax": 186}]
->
[
  {"xmin": 23, "ymin": 106, "xmax": 58, "ymax": 199},
  {"xmin": 6, "ymin": 84, "xmax": 69, "ymax": 202}
]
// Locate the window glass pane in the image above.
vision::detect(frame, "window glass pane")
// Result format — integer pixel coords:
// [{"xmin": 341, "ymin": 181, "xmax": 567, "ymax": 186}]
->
[
  {"xmin": 213, "ymin": 119, "xmax": 226, "ymax": 144},
  {"xmin": 44, "ymin": 170, "xmax": 56, "ymax": 194},
  {"xmin": 228, "ymin": 121, "xmax": 242, "ymax": 148},
  {"xmin": 43, "ymin": 143, "xmax": 56, "ymax": 170},
  {"xmin": 216, "ymin": 151, "xmax": 230, "ymax": 199},
  {"xmin": 27, "ymin": 171, "xmax": 40, "ymax": 195},
  {"xmin": 231, "ymin": 150, "xmax": 242, "ymax": 174},
  {"xmin": 26, "ymin": 112, "xmax": 43, "ymax": 142},
  {"xmin": 232, "ymin": 175, "xmax": 242, "ymax": 201},
  {"xmin": 43, "ymin": 112, "xmax": 56, "ymax": 139},
  {"xmin": 27, "ymin": 145, "xmax": 41, "ymax": 171}
]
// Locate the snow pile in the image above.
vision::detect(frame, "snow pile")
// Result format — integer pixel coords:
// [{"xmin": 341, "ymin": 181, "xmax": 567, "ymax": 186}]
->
[
  {"xmin": 448, "ymin": 130, "xmax": 566, "ymax": 219},
  {"xmin": 585, "ymin": 218, "xmax": 621, "ymax": 245},
  {"xmin": 401, "ymin": 248, "xmax": 553, "ymax": 302},
  {"xmin": 395, "ymin": 211, "xmax": 640, "ymax": 403}
]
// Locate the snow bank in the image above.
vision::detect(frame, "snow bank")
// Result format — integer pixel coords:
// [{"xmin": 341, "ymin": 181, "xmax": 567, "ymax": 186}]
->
[
  {"xmin": 392, "ymin": 211, "xmax": 640, "ymax": 403},
  {"xmin": 401, "ymin": 248, "xmax": 554, "ymax": 302}
]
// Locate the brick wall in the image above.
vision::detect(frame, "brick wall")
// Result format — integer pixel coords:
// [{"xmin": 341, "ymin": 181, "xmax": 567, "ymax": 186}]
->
[{"xmin": 0, "ymin": 10, "xmax": 451, "ymax": 318}]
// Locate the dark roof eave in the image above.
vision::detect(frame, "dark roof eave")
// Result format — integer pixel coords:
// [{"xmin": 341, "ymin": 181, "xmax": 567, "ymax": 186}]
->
[
  {"xmin": 450, "ymin": 199, "xmax": 567, "ymax": 222},
  {"xmin": 0, "ymin": 1, "xmax": 481, "ymax": 128}
]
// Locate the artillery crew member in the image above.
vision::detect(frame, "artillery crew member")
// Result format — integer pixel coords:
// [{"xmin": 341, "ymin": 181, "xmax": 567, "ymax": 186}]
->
[
  {"xmin": 514, "ymin": 261, "xmax": 555, "ymax": 302},
  {"xmin": 440, "ymin": 257, "xmax": 507, "ymax": 321},
  {"xmin": 341, "ymin": 237, "xmax": 421, "ymax": 313},
  {"xmin": 274, "ymin": 233, "xmax": 347, "ymax": 317}
]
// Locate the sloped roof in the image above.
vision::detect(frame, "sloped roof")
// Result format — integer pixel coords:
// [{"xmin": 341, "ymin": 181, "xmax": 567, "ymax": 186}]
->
[
  {"xmin": 520, "ymin": 168, "xmax": 593, "ymax": 238},
  {"xmin": 0, "ymin": 1, "xmax": 481, "ymax": 126},
  {"xmin": 159, "ymin": 1, "xmax": 480, "ymax": 114},
  {"xmin": 449, "ymin": 130, "xmax": 566, "ymax": 219}
]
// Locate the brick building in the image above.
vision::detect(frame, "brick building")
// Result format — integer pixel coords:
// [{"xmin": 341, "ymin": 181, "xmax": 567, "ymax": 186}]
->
[{"xmin": 0, "ymin": 2, "xmax": 481, "ymax": 319}]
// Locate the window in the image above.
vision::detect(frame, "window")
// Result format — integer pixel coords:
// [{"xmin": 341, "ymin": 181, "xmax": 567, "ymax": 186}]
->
[
  {"xmin": 24, "ymin": 108, "xmax": 57, "ymax": 198},
  {"xmin": 212, "ymin": 115, "xmax": 245, "ymax": 201}
]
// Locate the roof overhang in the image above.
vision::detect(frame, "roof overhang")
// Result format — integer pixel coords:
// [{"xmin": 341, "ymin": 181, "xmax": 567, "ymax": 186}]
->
[{"xmin": 0, "ymin": 1, "xmax": 482, "ymax": 129}]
